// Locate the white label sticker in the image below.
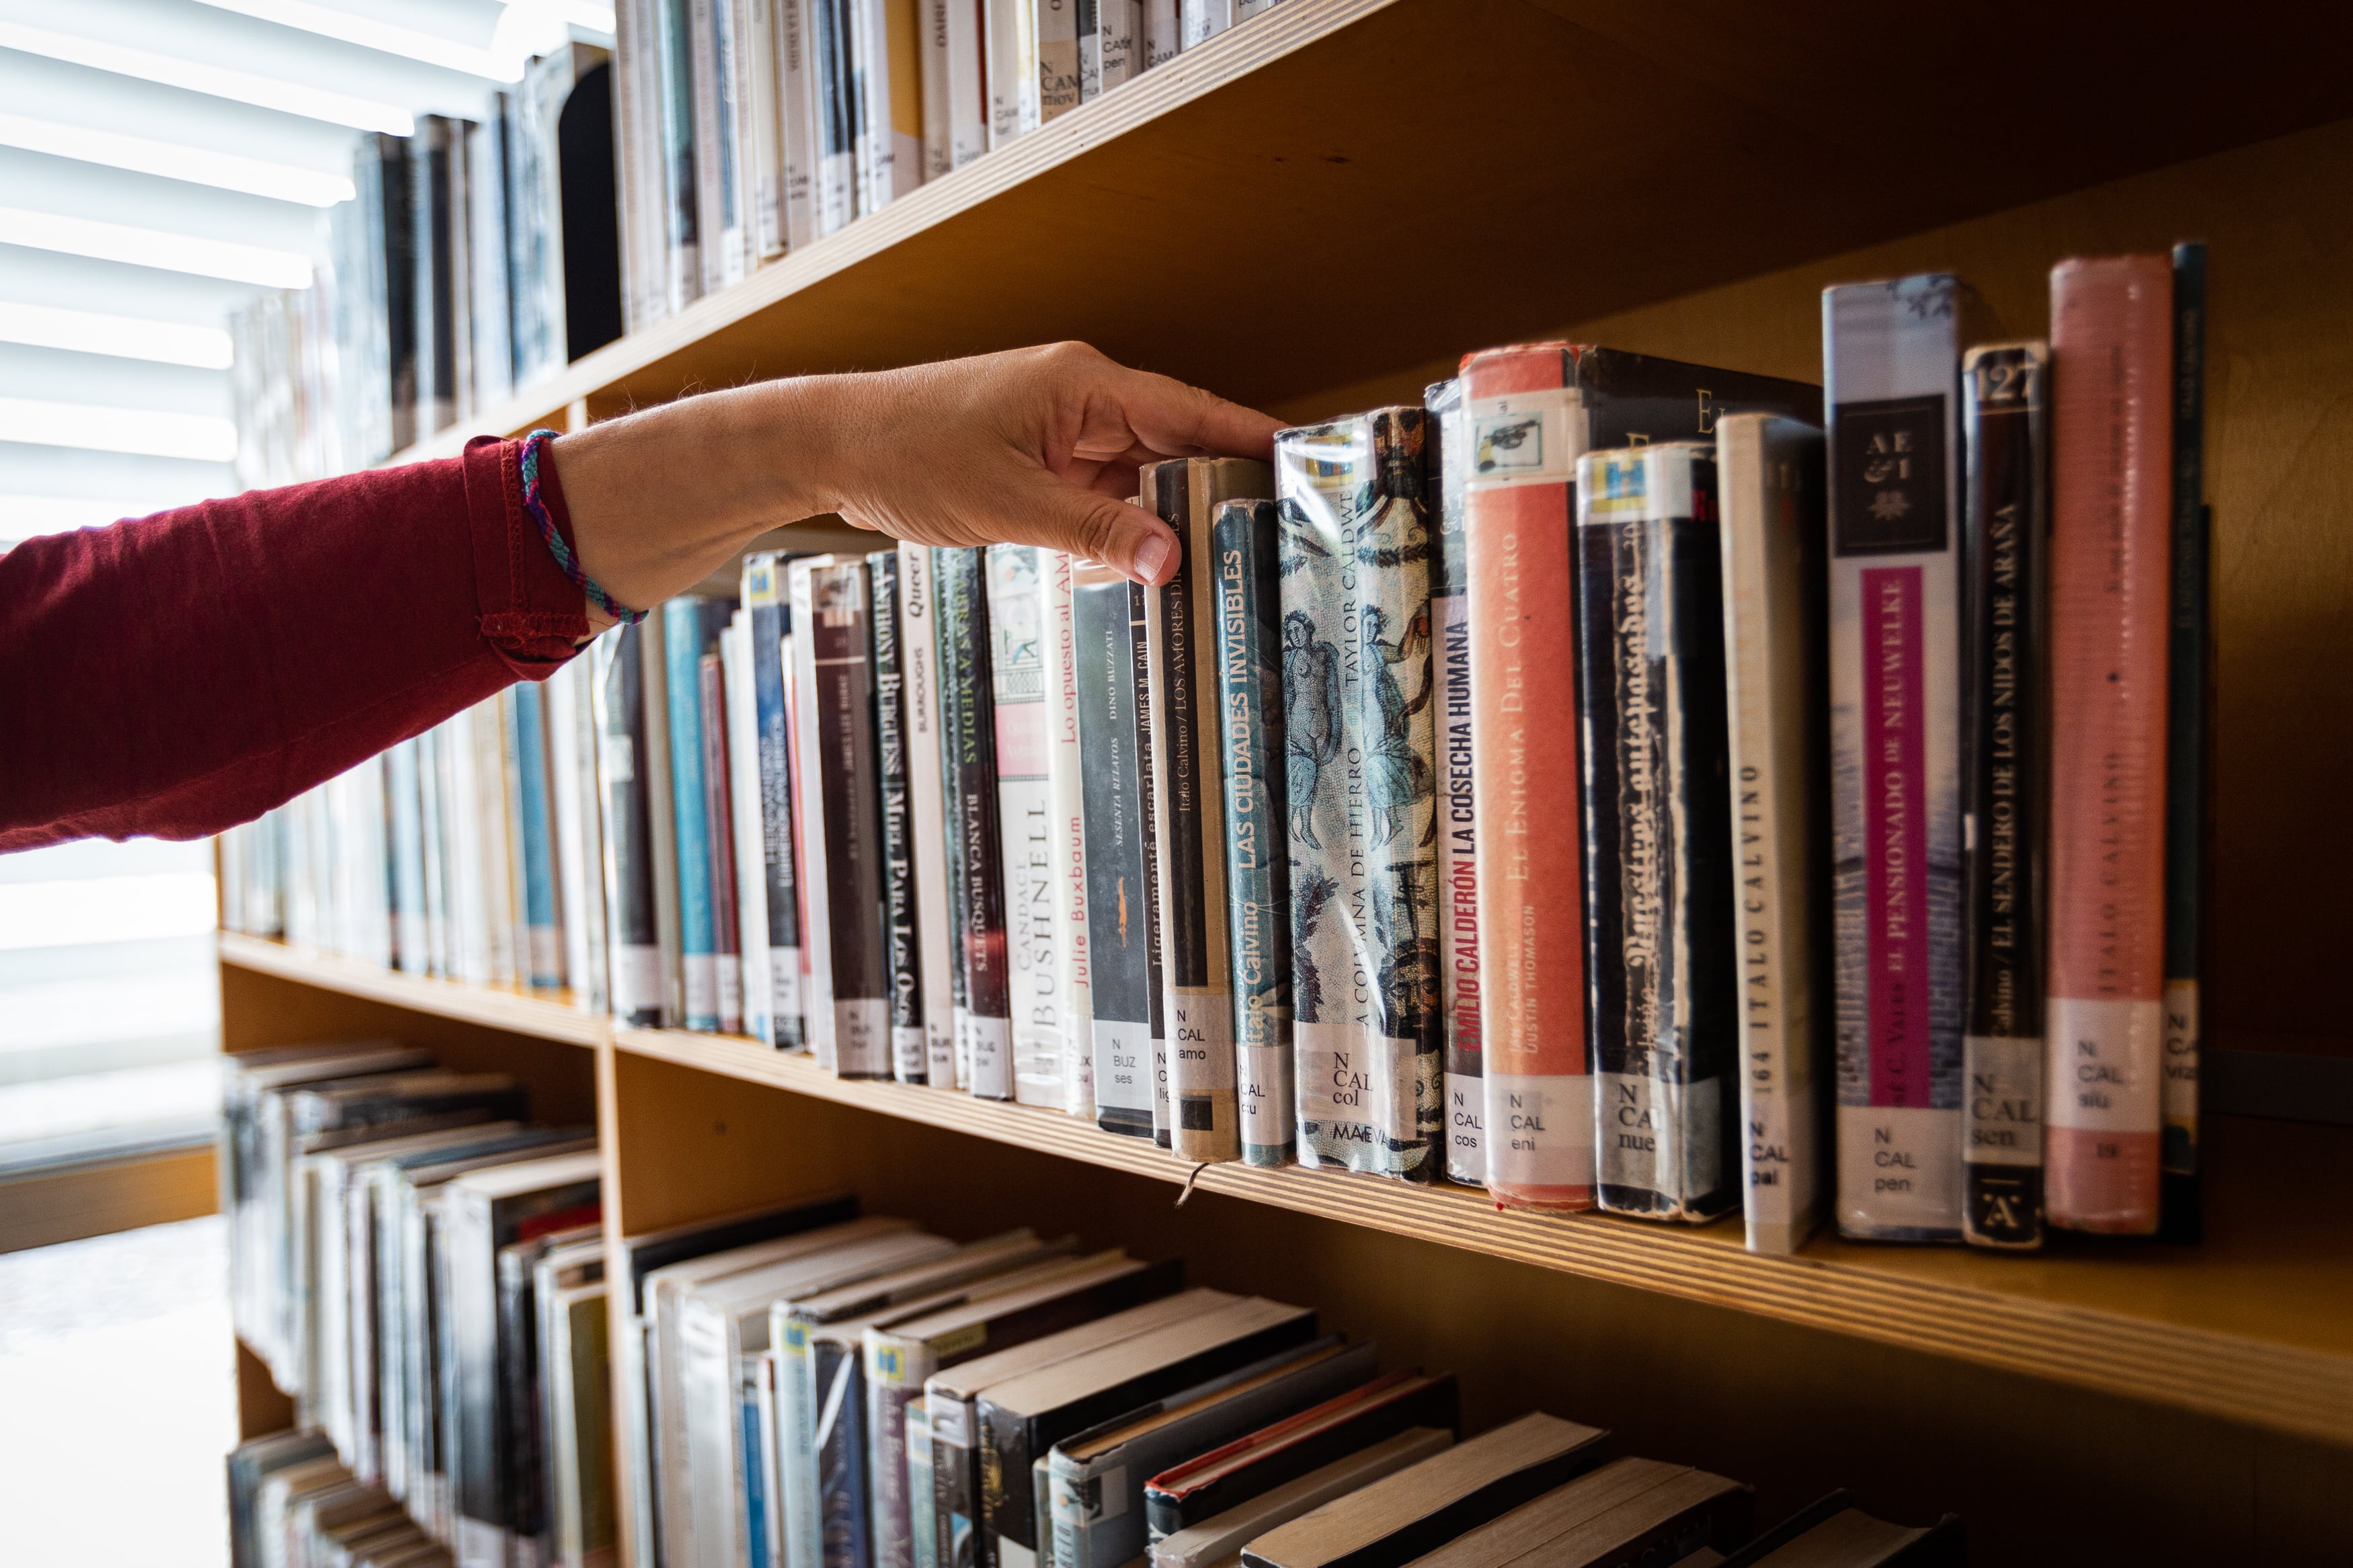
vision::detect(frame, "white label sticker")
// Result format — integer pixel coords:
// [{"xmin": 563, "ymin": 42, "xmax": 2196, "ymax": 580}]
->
[
  {"xmin": 1090, "ymin": 1019, "xmax": 1154, "ymax": 1113},
  {"xmin": 1166, "ymin": 992, "xmax": 1236, "ymax": 1091},
  {"xmin": 1296, "ymin": 1022, "xmax": 1415, "ymax": 1140},
  {"xmin": 1484, "ymin": 1071, "xmax": 1595, "ymax": 1188},
  {"xmin": 2045, "ymin": 997, "xmax": 2163, "ymax": 1133},
  {"xmin": 1963, "ymin": 1034, "xmax": 2043, "ymax": 1168},
  {"xmin": 1241, "ymin": 1042, "xmax": 1293, "ymax": 1147},
  {"xmin": 1836, "ymin": 1106, "xmax": 1962, "ymax": 1235},
  {"xmin": 2162, "ymin": 978, "xmax": 2199, "ymax": 1128},
  {"xmin": 1596, "ymin": 1071, "xmax": 1723, "ymax": 1201}
]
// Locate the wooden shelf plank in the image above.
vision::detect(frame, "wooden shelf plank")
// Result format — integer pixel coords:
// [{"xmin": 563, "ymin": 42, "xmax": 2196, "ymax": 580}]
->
[
  {"xmin": 384, "ymin": 0, "xmax": 2353, "ymax": 458},
  {"xmin": 216, "ymin": 934, "xmax": 606, "ymax": 1048},
  {"xmin": 210, "ymin": 938, "xmax": 2353, "ymax": 1442},
  {"xmin": 610, "ymin": 1024, "xmax": 2353, "ymax": 1447}
]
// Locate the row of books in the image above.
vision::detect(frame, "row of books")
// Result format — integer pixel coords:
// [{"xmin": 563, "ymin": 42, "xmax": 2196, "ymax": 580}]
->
[
  {"xmin": 221, "ymin": 247, "xmax": 2213, "ymax": 1257},
  {"xmin": 230, "ymin": 42, "xmax": 622, "ymax": 487},
  {"xmin": 610, "ymin": 0, "xmax": 1293, "ymax": 333},
  {"xmin": 226, "ymin": 1091, "xmax": 1962, "ymax": 1568},
  {"xmin": 221, "ymin": 1040, "xmax": 604, "ymax": 1568}
]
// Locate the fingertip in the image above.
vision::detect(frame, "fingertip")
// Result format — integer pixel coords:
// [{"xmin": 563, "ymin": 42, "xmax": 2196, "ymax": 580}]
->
[{"xmin": 1132, "ymin": 529, "xmax": 1176, "ymax": 587}]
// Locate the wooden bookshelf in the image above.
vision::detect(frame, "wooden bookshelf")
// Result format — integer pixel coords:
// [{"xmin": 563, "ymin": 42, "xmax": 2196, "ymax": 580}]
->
[{"xmin": 221, "ymin": 4, "xmax": 2353, "ymax": 1559}]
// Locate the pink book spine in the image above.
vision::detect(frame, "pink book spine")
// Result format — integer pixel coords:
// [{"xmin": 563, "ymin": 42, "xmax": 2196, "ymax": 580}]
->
[{"xmin": 2044, "ymin": 255, "xmax": 2173, "ymax": 1234}]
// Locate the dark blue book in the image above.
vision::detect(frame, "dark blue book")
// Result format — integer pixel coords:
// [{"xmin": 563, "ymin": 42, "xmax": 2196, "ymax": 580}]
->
[
  {"xmin": 747, "ymin": 553, "xmax": 807, "ymax": 1047},
  {"xmin": 1209, "ymin": 500, "xmax": 1295, "ymax": 1166}
]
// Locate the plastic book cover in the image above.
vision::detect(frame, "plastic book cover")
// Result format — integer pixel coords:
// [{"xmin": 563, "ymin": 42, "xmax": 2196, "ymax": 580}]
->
[
  {"xmin": 987, "ymin": 545, "xmax": 1071, "ymax": 1109},
  {"xmin": 1422, "ymin": 377, "xmax": 1483, "ymax": 1186},
  {"xmin": 939, "ymin": 547, "xmax": 1014, "ymax": 1098},
  {"xmin": 665, "ymin": 596, "xmax": 724, "ymax": 1030},
  {"xmin": 1045, "ymin": 550, "xmax": 1096, "ymax": 1114},
  {"xmin": 873, "ymin": 550, "xmax": 932, "ymax": 1083},
  {"xmin": 748, "ymin": 553, "xmax": 809, "ymax": 1046},
  {"xmin": 898, "ymin": 542, "xmax": 961, "ymax": 1085}
]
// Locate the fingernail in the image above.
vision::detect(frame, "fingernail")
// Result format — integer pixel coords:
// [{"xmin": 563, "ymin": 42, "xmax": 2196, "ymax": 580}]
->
[{"xmin": 1133, "ymin": 532, "xmax": 1174, "ymax": 585}]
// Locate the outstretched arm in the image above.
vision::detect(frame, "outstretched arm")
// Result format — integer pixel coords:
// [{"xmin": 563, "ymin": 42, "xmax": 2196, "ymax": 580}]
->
[{"xmin": 0, "ymin": 343, "xmax": 1280, "ymax": 850}]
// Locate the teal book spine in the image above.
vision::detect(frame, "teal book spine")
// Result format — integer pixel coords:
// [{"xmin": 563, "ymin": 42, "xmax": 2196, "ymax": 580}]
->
[
  {"xmin": 1275, "ymin": 408, "xmax": 1443, "ymax": 1181},
  {"xmin": 1211, "ymin": 499, "xmax": 1295, "ymax": 1166},
  {"xmin": 664, "ymin": 596, "xmax": 720, "ymax": 1030},
  {"xmin": 514, "ymin": 679, "xmax": 563, "ymax": 989}
]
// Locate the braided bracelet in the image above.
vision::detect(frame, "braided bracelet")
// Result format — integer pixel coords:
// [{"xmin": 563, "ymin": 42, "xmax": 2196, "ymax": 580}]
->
[{"xmin": 520, "ymin": 428, "xmax": 646, "ymax": 626}]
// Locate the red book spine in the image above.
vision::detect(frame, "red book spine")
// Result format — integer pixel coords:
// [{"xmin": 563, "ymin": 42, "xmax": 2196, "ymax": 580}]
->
[
  {"xmin": 2045, "ymin": 256, "xmax": 2173, "ymax": 1234},
  {"xmin": 1462, "ymin": 343, "xmax": 1593, "ymax": 1210}
]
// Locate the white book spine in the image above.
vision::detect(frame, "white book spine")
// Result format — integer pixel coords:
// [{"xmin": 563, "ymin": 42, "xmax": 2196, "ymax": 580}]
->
[
  {"xmin": 1718, "ymin": 415, "xmax": 1827, "ymax": 1254},
  {"xmin": 776, "ymin": 0, "xmax": 819, "ymax": 249},
  {"xmin": 1094, "ymin": 0, "xmax": 1140, "ymax": 92},
  {"xmin": 898, "ymin": 542, "xmax": 961, "ymax": 1087},
  {"xmin": 789, "ymin": 563, "xmax": 841, "ymax": 1068},
  {"xmin": 744, "ymin": 0, "xmax": 785, "ymax": 257},
  {"xmin": 986, "ymin": 546, "xmax": 1068, "ymax": 1108},
  {"xmin": 547, "ymin": 664, "xmax": 598, "ymax": 1008},
  {"xmin": 922, "ymin": 0, "xmax": 954, "ymax": 177},
  {"xmin": 1045, "ymin": 552, "xmax": 1096, "ymax": 1114},
  {"xmin": 688, "ymin": 0, "xmax": 732, "ymax": 295},
  {"xmin": 1178, "ymin": 0, "xmax": 1228, "ymax": 48},
  {"xmin": 1036, "ymin": 0, "xmax": 1078, "ymax": 122},
  {"xmin": 984, "ymin": 0, "xmax": 1037, "ymax": 149},
  {"xmin": 814, "ymin": 0, "xmax": 859, "ymax": 235},
  {"xmin": 1139, "ymin": 0, "xmax": 1177, "ymax": 67},
  {"xmin": 854, "ymin": 0, "xmax": 892, "ymax": 214},
  {"xmin": 1825, "ymin": 276, "xmax": 1966, "ymax": 1241},
  {"xmin": 726, "ymin": 613, "xmax": 779, "ymax": 1046},
  {"xmin": 944, "ymin": 0, "xmax": 988, "ymax": 169}
]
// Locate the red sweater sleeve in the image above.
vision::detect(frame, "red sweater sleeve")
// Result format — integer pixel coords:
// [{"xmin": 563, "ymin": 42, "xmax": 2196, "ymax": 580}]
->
[{"xmin": 0, "ymin": 436, "xmax": 591, "ymax": 851}]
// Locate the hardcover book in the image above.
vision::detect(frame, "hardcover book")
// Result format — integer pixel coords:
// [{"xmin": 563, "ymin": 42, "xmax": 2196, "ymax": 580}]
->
[
  {"xmin": 986, "ymin": 546, "xmax": 1071, "ymax": 1108},
  {"xmin": 1072, "ymin": 560, "xmax": 1163, "ymax": 1139},
  {"xmin": 1404, "ymin": 1458, "xmax": 1751, "ymax": 1568},
  {"xmin": 1044, "ymin": 550, "xmax": 1096, "ymax": 1114},
  {"xmin": 1275, "ymin": 409, "xmax": 1441, "ymax": 1182},
  {"xmin": 2162, "ymin": 241, "xmax": 2210, "ymax": 1242},
  {"xmin": 1714, "ymin": 415, "xmax": 1830, "ymax": 1255},
  {"xmin": 790, "ymin": 557, "xmax": 893, "ymax": 1076},
  {"xmin": 1144, "ymin": 456, "xmax": 1275, "ymax": 1163},
  {"xmin": 748, "ymin": 553, "xmax": 809, "ymax": 1046},
  {"xmin": 1148, "ymin": 1428, "xmax": 1452, "ymax": 1568},
  {"xmin": 1824, "ymin": 279, "xmax": 1971, "ymax": 1242},
  {"xmin": 939, "ymin": 548, "xmax": 1015, "ymax": 1097},
  {"xmin": 594, "ymin": 624, "xmax": 667, "ymax": 1026},
  {"xmin": 1462, "ymin": 342, "xmax": 1819, "ymax": 1214},
  {"xmin": 2046, "ymin": 255, "xmax": 2173, "ymax": 1235},
  {"xmin": 1211, "ymin": 499, "xmax": 1296, "ymax": 1165},
  {"xmin": 873, "ymin": 550, "xmax": 931, "ymax": 1083},
  {"xmin": 1574, "ymin": 443, "xmax": 1739, "ymax": 1223},
  {"xmin": 900, "ymin": 542, "xmax": 961, "ymax": 1085},
  {"xmin": 1423, "ymin": 378, "xmax": 1483, "ymax": 1187},
  {"xmin": 1959, "ymin": 343, "xmax": 2050, "ymax": 1251}
]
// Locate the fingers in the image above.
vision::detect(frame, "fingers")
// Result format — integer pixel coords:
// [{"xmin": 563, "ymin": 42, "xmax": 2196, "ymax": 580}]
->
[
  {"xmin": 1012, "ymin": 484, "xmax": 1179, "ymax": 586},
  {"xmin": 1099, "ymin": 359, "xmax": 1287, "ymax": 462}
]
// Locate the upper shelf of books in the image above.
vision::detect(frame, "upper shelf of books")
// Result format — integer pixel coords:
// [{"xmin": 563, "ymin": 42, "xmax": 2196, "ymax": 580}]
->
[{"xmin": 390, "ymin": 0, "xmax": 2353, "ymax": 465}]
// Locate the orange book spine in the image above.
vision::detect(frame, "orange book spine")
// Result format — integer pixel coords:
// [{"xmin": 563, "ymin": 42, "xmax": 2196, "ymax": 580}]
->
[
  {"xmin": 2044, "ymin": 256, "xmax": 2173, "ymax": 1234},
  {"xmin": 1462, "ymin": 344, "xmax": 1593, "ymax": 1210}
]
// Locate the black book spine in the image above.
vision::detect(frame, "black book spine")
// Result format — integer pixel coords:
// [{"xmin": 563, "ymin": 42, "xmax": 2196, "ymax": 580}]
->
[
  {"xmin": 495, "ymin": 1246, "xmax": 546, "ymax": 1551},
  {"xmin": 1211, "ymin": 500, "xmax": 1295, "ymax": 1166},
  {"xmin": 813, "ymin": 562, "xmax": 893, "ymax": 1077},
  {"xmin": 1575, "ymin": 445, "xmax": 1739, "ymax": 1222},
  {"xmin": 602, "ymin": 623, "xmax": 664, "ymax": 1026},
  {"xmin": 1961, "ymin": 343, "xmax": 2050, "ymax": 1251},
  {"xmin": 2161, "ymin": 243, "xmax": 2208, "ymax": 1243},
  {"xmin": 871, "ymin": 550, "xmax": 929, "ymax": 1083},
  {"xmin": 1423, "ymin": 377, "xmax": 1484, "ymax": 1187},
  {"xmin": 816, "ymin": 1341, "xmax": 873, "ymax": 1568},
  {"xmin": 940, "ymin": 548, "xmax": 1013, "ymax": 1098},
  {"xmin": 934, "ymin": 550, "xmax": 973, "ymax": 1082},
  {"xmin": 1074, "ymin": 567, "xmax": 1161, "ymax": 1138}
]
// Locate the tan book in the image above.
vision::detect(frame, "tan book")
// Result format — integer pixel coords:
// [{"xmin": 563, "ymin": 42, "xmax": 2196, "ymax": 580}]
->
[
  {"xmin": 1404, "ymin": 1459, "xmax": 1748, "ymax": 1568},
  {"xmin": 1152, "ymin": 1428, "xmax": 1454, "ymax": 1568},
  {"xmin": 1239, "ymin": 1412, "xmax": 1609, "ymax": 1568}
]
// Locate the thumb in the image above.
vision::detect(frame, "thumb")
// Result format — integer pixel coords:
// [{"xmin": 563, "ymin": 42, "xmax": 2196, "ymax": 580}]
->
[{"xmin": 1004, "ymin": 481, "xmax": 1179, "ymax": 587}]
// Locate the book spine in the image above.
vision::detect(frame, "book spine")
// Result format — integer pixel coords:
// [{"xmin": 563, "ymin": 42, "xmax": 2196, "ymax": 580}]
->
[
  {"xmin": 653, "ymin": 0, "xmax": 703, "ymax": 309},
  {"xmin": 1139, "ymin": 0, "xmax": 1177, "ymax": 67},
  {"xmin": 1073, "ymin": 564, "xmax": 1162, "ymax": 1138},
  {"xmin": 908, "ymin": 1397, "xmax": 937, "ymax": 1568},
  {"xmin": 791, "ymin": 566, "xmax": 842, "ymax": 1066},
  {"xmin": 1076, "ymin": 0, "xmax": 1099, "ymax": 100},
  {"xmin": 983, "ymin": 1, "xmax": 1033, "ymax": 149},
  {"xmin": 926, "ymin": 1394, "xmax": 979, "ymax": 1568},
  {"xmin": 1424, "ymin": 376, "xmax": 1484, "ymax": 1186},
  {"xmin": 745, "ymin": 1354, "xmax": 775, "ymax": 1568},
  {"xmin": 776, "ymin": 0, "xmax": 819, "ymax": 249},
  {"xmin": 1145, "ymin": 462, "xmax": 1241, "ymax": 1163},
  {"xmin": 900, "ymin": 542, "xmax": 961, "ymax": 1084},
  {"xmin": 686, "ymin": 0, "xmax": 730, "ymax": 294},
  {"xmin": 1179, "ymin": 0, "xmax": 1230, "ymax": 47},
  {"xmin": 665, "ymin": 597, "xmax": 723, "ymax": 1030},
  {"xmin": 812, "ymin": 0, "xmax": 859, "ymax": 234},
  {"xmin": 1046, "ymin": 552, "xmax": 1097, "ymax": 1114},
  {"xmin": 852, "ymin": 0, "xmax": 887, "ymax": 212},
  {"xmin": 702, "ymin": 647, "xmax": 748, "ymax": 1034},
  {"xmin": 988, "ymin": 545, "xmax": 1069, "ymax": 1108},
  {"xmin": 1960, "ymin": 344, "xmax": 2050, "ymax": 1250},
  {"xmin": 1460, "ymin": 346, "xmax": 1593, "ymax": 1210},
  {"xmin": 2046, "ymin": 255, "xmax": 2173, "ymax": 1235},
  {"xmin": 922, "ymin": 0, "xmax": 954, "ymax": 177},
  {"xmin": 750, "ymin": 555, "xmax": 809, "ymax": 1045},
  {"xmin": 485, "ymin": 691, "xmax": 522, "ymax": 984},
  {"xmin": 865, "ymin": 1338, "xmax": 936, "ymax": 1568},
  {"xmin": 1716, "ymin": 415, "xmax": 1829, "ymax": 1255},
  {"xmin": 545, "ymin": 665, "xmax": 592, "ymax": 1001},
  {"xmin": 941, "ymin": 548, "xmax": 1014, "ymax": 1097},
  {"xmin": 2162, "ymin": 241, "xmax": 2208, "ymax": 1241},
  {"xmin": 935, "ymin": 553, "xmax": 975, "ymax": 1089},
  {"xmin": 1574, "ymin": 444, "xmax": 1739, "ymax": 1222},
  {"xmin": 1211, "ymin": 500, "xmax": 1296, "ymax": 1165},
  {"xmin": 817, "ymin": 561, "xmax": 896, "ymax": 1075},
  {"xmin": 388, "ymin": 737, "xmax": 429, "ymax": 975},
  {"xmin": 872, "ymin": 550, "xmax": 931, "ymax": 1081},
  {"xmin": 1825, "ymin": 276, "xmax": 1967, "ymax": 1241},
  {"xmin": 816, "ymin": 1344, "xmax": 873, "ymax": 1568},
  {"xmin": 1037, "ymin": 0, "xmax": 1079, "ymax": 121},
  {"xmin": 1276, "ymin": 409, "xmax": 1442, "ymax": 1182},
  {"xmin": 744, "ymin": 0, "xmax": 785, "ymax": 257},
  {"xmin": 727, "ymin": 612, "xmax": 779, "ymax": 1046},
  {"xmin": 945, "ymin": 0, "xmax": 988, "ymax": 167}
]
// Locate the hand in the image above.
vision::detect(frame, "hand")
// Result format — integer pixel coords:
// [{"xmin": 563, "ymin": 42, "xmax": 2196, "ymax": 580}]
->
[{"xmin": 552, "ymin": 343, "xmax": 1283, "ymax": 620}]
